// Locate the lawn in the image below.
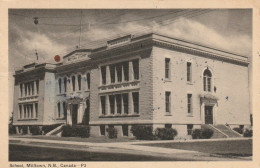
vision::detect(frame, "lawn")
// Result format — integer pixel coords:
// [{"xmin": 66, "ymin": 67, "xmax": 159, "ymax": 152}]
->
[{"xmin": 139, "ymin": 139, "xmax": 252, "ymax": 156}]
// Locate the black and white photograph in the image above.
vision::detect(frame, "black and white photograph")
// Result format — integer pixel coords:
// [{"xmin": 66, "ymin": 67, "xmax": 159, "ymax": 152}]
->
[{"xmin": 6, "ymin": 5, "xmax": 255, "ymax": 164}]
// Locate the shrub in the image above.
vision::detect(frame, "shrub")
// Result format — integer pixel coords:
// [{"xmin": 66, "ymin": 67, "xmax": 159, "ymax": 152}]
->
[
  {"xmin": 191, "ymin": 129, "xmax": 202, "ymax": 139},
  {"xmin": 106, "ymin": 127, "xmax": 118, "ymax": 139},
  {"xmin": 192, "ymin": 128, "xmax": 214, "ymax": 139},
  {"xmin": 243, "ymin": 129, "xmax": 252, "ymax": 137},
  {"xmin": 30, "ymin": 126, "xmax": 41, "ymax": 135},
  {"xmin": 201, "ymin": 128, "xmax": 214, "ymax": 139},
  {"xmin": 42, "ymin": 124, "xmax": 62, "ymax": 135},
  {"xmin": 233, "ymin": 127, "xmax": 243, "ymax": 134},
  {"xmin": 62, "ymin": 125, "xmax": 90, "ymax": 138},
  {"xmin": 130, "ymin": 125, "xmax": 154, "ymax": 140},
  {"xmin": 154, "ymin": 128, "xmax": 178, "ymax": 140},
  {"xmin": 9, "ymin": 125, "xmax": 16, "ymax": 135},
  {"xmin": 20, "ymin": 126, "xmax": 28, "ymax": 134}
]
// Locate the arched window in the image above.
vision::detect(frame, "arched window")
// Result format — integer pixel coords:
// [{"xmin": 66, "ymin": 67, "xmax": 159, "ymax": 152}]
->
[
  {"xmin": 72, "ymin": 76, "xmax": 76, "ymax": 92},
  {"xmin": 203, "ymin": 69, "xmax": 212, "ymax": 92},
  {"xmin": 78, "ymin": 75, "xmax": 81, "ymax": 91}
]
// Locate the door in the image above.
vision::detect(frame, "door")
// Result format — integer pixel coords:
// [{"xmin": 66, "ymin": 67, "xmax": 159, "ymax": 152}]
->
[
  {"xmin": 205, "ymin": 106, "xmax": 213, "ymax": 124},
  {"xmin": 72, "ymin": 104, "xmax": 78, "ymax": 125}
]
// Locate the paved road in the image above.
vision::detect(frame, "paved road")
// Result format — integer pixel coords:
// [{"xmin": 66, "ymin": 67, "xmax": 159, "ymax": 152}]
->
[{"xmin": 9, "ymin": 137, "xmax": 251, "ymax": 161}]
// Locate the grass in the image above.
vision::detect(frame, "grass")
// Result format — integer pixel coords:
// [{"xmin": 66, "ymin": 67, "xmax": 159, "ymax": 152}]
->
[{"xmin": 139, "ymin": 139, "xmax": 252, "ymax": 156}]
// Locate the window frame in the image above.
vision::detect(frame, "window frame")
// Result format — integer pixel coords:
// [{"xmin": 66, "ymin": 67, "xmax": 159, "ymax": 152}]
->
[
  {"xmin": 187, "ymin": 94, "xmax": 192, "ymax": 114},
  {"xmin": 165, "ymin": 58, "xmax": 171, "ymax": 79},
  {"xmin": 187, "ymin": 62, "xmax": 192, "ymax": 82},
  {"xmin": 165, "ymin": 91, "xmax": 171, "ymax": 113}
]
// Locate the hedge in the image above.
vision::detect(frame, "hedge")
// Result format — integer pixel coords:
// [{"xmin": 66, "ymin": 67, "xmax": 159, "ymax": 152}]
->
[
  {"xmin": 62, "ymin": 125, "xmax": 90, "ymax": 138},
  {"xmin": 192, "ymin": 128, "xmax": 214, "ymax": 139},
  {"xmin": 233, "ymin": 127, "xmax": 243, "ymax": 134},
  {"xmin": 243, "ymin": 129, "xmax": 252, "ymax": 137},
  {"xmin": 130, "ymin": 125, "xmax": 154, "ymax": 140},
  {"xmin": 106, "ymin": 127, "xmax": 118, "ymax": 139},
  {"xmin": 154, "ymin": 128, "xmax": 178, "ymax": 140}
]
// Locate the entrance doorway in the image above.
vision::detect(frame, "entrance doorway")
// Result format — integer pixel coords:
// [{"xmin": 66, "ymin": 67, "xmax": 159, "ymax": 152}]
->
[
  {"xmin": 72, "ymin": 104, "xmax": 78, "ymax": 125},
  {"xmin": 205, "ymin": 106, "xmax": 213, "ymax": 124}
]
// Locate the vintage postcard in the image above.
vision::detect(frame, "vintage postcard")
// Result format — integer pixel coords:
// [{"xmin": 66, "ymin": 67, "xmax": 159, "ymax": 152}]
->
[{"xmin": 1, "ymin": 0, "xmax": 259, "ymax": 168}]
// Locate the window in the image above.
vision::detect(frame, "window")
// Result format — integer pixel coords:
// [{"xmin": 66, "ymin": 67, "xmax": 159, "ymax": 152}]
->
[
  {"xmin": 116, "ymin": 94, "xmax": 122, "ymax": 114},
  {"xmin": 132, "ymin": 92, "xmax": 139, "ymax": 114},
  {"xmin": 28, "ymin": 83, "xmax": 31, "ymax": 95},
  {"xmin": 31, "ymin": 82, "xmax": 34, "ymax": 95},
  {"xmin": 123, "ymin": 93, "xmax": 128, "ymax": 114},
  {"xmin": 36, "ymin": 80, "xmax": 39, "ymax": 94},
  {"xmin": 87, "ymin": 73, "xmax": 90, "ymax": 90},
  {"xmin": 100, "ymin": 125, "xmax": 105, "ymax": 136},
  {"xmin": 109, "ymin": 95, "xmax": 115, "ymax": 115},
  {"xmin": 203, "ymin": 69, "xmax": 212, "ymax": 92},
  {"xmin": 109, "ymin": 65, "xmax": 115, "ymax": 83},
  {"xmin": 35, "ymin": 103, "xmax": 38, "ymax": 118},
  {"xmin": 24, "ymin": 83, "xmax": 27, "ymax": 96},
  {"xmin": 122, "ymin": 125, "xmax": 128, "ymax": 136},
  {"xmin": 187, "ymin": 124, "xmax": 193, "ymax": 135},
  {"xmin": 116, "ymin": 64, "xmax": 122, "ymax": 82},
  {"xmin": 19, "ymin": 105, "xmax": 22, "ymax": 119},
  {"xmin": 165, "ymin": 58, "xmax": 170, "ymax": 79},
  {"xmin": 78, "ymin": 75, "xmax": 81, "ymax": 90},
  {"xmin": 58, "ymin": 78, "xmax": 62, "ymax": 93},
  {"xmin": 20, "ymin": 84, "xmax": 23, "ymax": 97},
  {"xmin": 187, "ymin": 94, "xmax": 192, "ymax": 114},
  {"xmin": 132, "ymin": 59, "xmax": 139, "ymax": 80},
  {"xmin": 27, "ymin": 106, "xmax": 30, "ymax": 118},
  {"xmin": 57, "ymin": 102, "xmax": 61, "ymax": 118},
  {"xmin": 64, "ymin": 77, "xmax": 67, "ymax": 92},
  {"xmin": 24, "ymin": 106, "xmax": 26, "ymax": 118},
  {"xmin": 72, "ymin": 76, "xmax": 76, "ymax": 91},
  {"xmin": 30, "ymin": 104, "xmax": 34, "ymax": 118},
  {"xmin": 165, "ymin": 92, "xmax": 171, "ymax": 113},
  {"xmin": 165, "ymin": 124, "xmax": 172, "ymax": 129},
  {"xmin": 187, "ymin": 62, "xmax": 192, "ymax": 82},
  {"xmin": 101, "ymin": 66, "xmax": 106, "ymax": 85},
  {"xmin": 63, "ymin": 102, "xmax": 67, "ymax": 118},
  {"xmin": 100, "ymin": 96, "xmax": 106, "ymax": 115},
  {"xmin": 123, "ymin": 62, "xmax": 129, "ymax": 81}
]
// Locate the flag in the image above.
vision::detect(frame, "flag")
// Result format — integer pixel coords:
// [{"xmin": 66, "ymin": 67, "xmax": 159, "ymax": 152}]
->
[{"xmin": 35, "ymin": 49, "xmax": 38, "ymax": 61}]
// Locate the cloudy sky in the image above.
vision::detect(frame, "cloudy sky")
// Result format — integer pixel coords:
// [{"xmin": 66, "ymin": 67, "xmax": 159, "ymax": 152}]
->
[{"xmin": 8, "ymin": 9, "xmax": 252, "ymax": 114}]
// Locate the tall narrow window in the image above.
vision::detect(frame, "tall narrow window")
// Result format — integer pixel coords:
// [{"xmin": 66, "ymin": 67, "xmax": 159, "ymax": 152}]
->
[
  {"xmin": 24, "ymin": 106, "xmax": 26, "ymax": 118},
  {"xmin": 109, "ymin": 95, "xmax": 115, "ymax": 115},
  {"xmin": 123, "ymin": 62, "xmax": 129, "ymax": 81},
  {"xmin": 165, "ymin": 58, "xmax": 170, "ymax": 79},
  {"xmin": 203, "ymin": 69, "xmax": 212, "ymax": 92},
  {"xmin": 58, "ymin": 78, "xmax": 62, "ymax": 93},
  {"xmin": 116, "ymin": 94, "xmax": 122, "ymax": 114},
  {"xmin": 35, "ymin": 103, "xmax": 38, "ymax": 118},
  {"xmin": 31, "ymin": 82, "xmax": 34, "ymax": 95},
  {"xmin": 116, "ymin": 64, "xmax": 122, "ymax": 82},
  {"xmin": 101, "ymin": 66, "xmax": 106, "ymax": 85},
  {"xmin": 57, "ymin": 102, "xmax": 61, "ymax": 118},
  {"xmin": 123, "ymin": 93, "xmax": 128, "ymax": 114},
  {"xmin": 19, "ymin": 105, "xmax": 22, "ymax": 119},
  {"xmin": 165, "ymin": 92, "xmax": 171, "ymax": 113},
  {"xmin": 132, "ymin": 59, "xmax": 139, "ymax": 80},
  {"xmin": 87, "ymin": 73, "xmax": 90, "ymax": 90},
  {"xmin": 25, "ymin": 83, "xmax": 27, "ymax": 96},
  {"xmin": 100, "ymin": 96, "xmax": 106, "ymax": 115},
  {"xmin": 187, "ymin": 94, "xmax": 192, "ymax": 114},
  {"xmin": 36, "ymin": 80, "xmax": 39, "ymax": 94},
  {"xmin": 64, "ymin": 77, "xmax": 67, "ymax": 92},
  {"xmin": 31, "ymin": 104, "xmax": 34, "ymax": 118},
  {"xmin": 100, "ymin": 125, "xmax": 105, "ymax": 136},
  {"xmin": 187, "ymin": 62, "xmax": 192, "ymax": 82},
  {"xmin": 78, "ymin": 75, "xmax": 81, "ymax": 91},
  {"xmin": 27, "ymin": 106, "xmax": 30, "ymax": 118},
  {"xmin": 72, "ymin": 76, "xmax": 76, "ymax": 91},
  {"xmin": 28, "ymin": 83, "xmax": 31, "ymax": 96},
  {"xmin": 63, "ymin": 102, "xmax": 67, "ymax": 118},
  {"xmin": 132, "ymin": 92, "xmax": 139, "ymax": 114},
  {"xmin": 109, "ymin": 65, "xmax": 115, "ymax": 83},
  {"xmin": 20, "ymin": 84, "xmax": 23, "ymax": 97},
  {"xmin": 187, "ymin": 124, "xmax": 193, "ymax": 135}
]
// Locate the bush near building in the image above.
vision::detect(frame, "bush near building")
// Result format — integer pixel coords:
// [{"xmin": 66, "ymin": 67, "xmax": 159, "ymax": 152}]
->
[
  {"xmin": 243, "ymin": 129, "xmax": 252, "ymax": 137},
  {"xmin": 106, "ymin": 127, "xmax": 118, "ymax": 139},
  {"xmin": 62, "ymin": 125, "xmax": 90, "ymax": 138},
  {"xmin": 154, "ymin": 128, "xmax": 178, "ymax": 140},
  {"xmin": 233, "ymin": 127, "xmax": 243, "ymax": 134},
  {"xmin": 9, "ymin": 125, "xmax": 16, "ymax": 135},
  {"xmin": 191, "ymin": 128, "xmax": 214, "ymax": 139},
  {"xmin": 131, "ymin": 125, "xmax": 154, "ymax": 140},
  {"xmin": 30, "ymin": 126, "xmax": 41, "ymax": 135}
]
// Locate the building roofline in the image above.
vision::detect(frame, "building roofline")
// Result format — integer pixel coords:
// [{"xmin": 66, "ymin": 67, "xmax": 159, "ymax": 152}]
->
[{"xmin": 63, "ymin": 49, "xmax": 92, "ymax": 59}]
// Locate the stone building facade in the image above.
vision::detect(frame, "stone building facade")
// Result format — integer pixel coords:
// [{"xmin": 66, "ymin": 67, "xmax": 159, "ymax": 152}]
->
[{"xmin": 12, "ymin": 33, "xmax": 251, "ymax": 137}]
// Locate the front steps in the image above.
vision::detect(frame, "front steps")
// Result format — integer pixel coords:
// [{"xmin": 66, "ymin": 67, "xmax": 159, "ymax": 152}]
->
[
  {"xmin": 202, "ymin": 124, "xmax": 242, "ymax": 139},
  {"xmin": 45, "ymin": 124, "xmax": 64, "ymax": 137}
]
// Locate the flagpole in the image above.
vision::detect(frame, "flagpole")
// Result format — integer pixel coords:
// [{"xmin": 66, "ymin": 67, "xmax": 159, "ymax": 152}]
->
[{"xmin": 79, "ymin": 10, "xmax": 83, "ymax": 49}]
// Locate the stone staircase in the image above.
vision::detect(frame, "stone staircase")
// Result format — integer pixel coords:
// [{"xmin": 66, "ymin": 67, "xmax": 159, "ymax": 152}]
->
[
  {"xmin": 45, "ymin": 124, "xmax": 64, "ymax": 137},
  {"xmin": 202, "ymin": 124, "xmax": 242, "ymax": 139}
]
